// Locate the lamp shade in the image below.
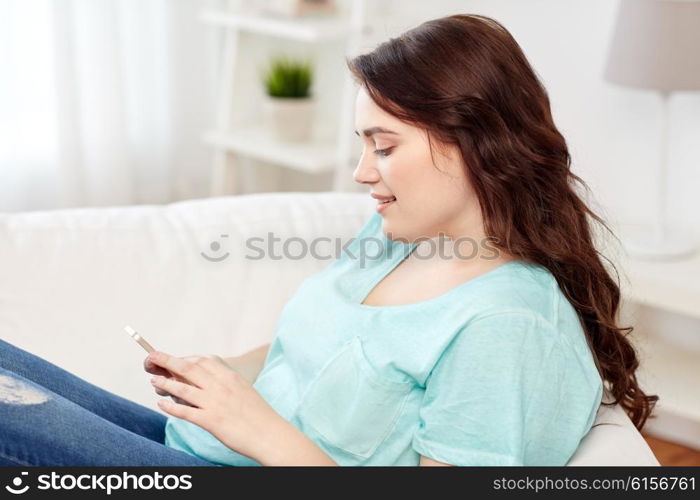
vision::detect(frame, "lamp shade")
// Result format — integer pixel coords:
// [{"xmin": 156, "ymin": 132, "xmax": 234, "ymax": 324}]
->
[{"xmin": 603, "ymin": 0, "xmax": 700, "ymax": 91}]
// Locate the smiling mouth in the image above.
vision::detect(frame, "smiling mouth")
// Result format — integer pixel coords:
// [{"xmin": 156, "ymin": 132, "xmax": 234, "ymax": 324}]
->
[{"xmin": 378, "ymin": 197, "xmax": 396, "ymax": 204}]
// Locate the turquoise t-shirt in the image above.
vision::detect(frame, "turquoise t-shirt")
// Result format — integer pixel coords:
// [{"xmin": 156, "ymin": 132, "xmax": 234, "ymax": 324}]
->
[{"xmin": 164, "ymin": 212, "xmax": 603, "ymax": 466}]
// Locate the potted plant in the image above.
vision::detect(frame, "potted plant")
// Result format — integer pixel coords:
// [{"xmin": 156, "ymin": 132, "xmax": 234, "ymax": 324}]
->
[{"xmin": 260, "ymin": 54, "xmax": 315, "ymax": 142}]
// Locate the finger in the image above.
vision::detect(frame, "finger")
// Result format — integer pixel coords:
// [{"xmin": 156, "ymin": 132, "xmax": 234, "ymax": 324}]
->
[
  {"xmin": 170, "ymin": 395, "xmax": 196, "ymax": 407},
  {"xmin": 153, "ymin": 381, "xmax": 193, "ymax": 406},
  {"xmin": 156, "ymin": 397, "xmax": 204, "ymax": 425},
  {"xmin": 154, "ymin": 386, "xmax": 190, "ymax": 404},
  {"xmin": 150, "ymin": 375, "xmax": 206, "ymax": 408},
  {"xmin": 146, "ymin": 365, "xmax": 171, "ymax": 378},
  {"xmin": 144, "ymin": 358, "xmax": 173, "ymax": 377},
  {"xmin": 147, "ymin": 352, "xmax": 210, "ymax": 389},
  {"xmin": 181, "ymin": 355, "xmax": 207, "ymax": 362},
  {"xmin": 154, "ymin": 387, "xmax": 170, "ymax": 397},
  {"xmin": 152, "ymin": 372, "xmax": 192, "ymax": 394}
]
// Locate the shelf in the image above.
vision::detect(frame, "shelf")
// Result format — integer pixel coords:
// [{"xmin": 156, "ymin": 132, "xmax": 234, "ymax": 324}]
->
[
  {"xmin": 620, "ymin": 249, "xmax": 700, "ymax": 320},
  {"xmin": 200, "ymin": 9, "xmax": 356, "ymax": 42},
  {"xmin": 614, "ymin": 241, "xmax": 700, "ymax": 446},
  {"xmin": 634, "ymin": 325, "xmax": 700, "ymax": 449},
  {"xmin": 203, "ymin": 126, "xmax": 345, "ymax": 174},
  {"xmin": 637, "ymin": 334, "xmax": 700, "ymax": 422}
]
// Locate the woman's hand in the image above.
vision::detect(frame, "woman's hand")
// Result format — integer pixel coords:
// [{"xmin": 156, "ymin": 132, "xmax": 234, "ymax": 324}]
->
[
  {"xmin": 143, "ymin": 354, "xmax": 235, "ymax": 406},
  {"xmin": 145, "ymin": 350, "xmax": 282, "ymax": 462}
]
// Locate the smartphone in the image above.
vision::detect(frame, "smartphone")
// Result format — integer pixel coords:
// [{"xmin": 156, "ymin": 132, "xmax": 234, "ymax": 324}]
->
[
  {"xmin": 125, "ymin": 325, "xmax": 189, "ymax": 404},
  {"xmin": 123, "ymin": 325, "xmax": 156, "ymax": 354}
]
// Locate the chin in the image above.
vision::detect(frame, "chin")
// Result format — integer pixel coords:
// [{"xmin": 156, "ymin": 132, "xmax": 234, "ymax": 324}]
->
[
  {"xmin": 379, "ymin": 220, "xmax": 408, "ymax": 244},
  {"xmin": 378, "ymin": 220, "xmax": 395, "ymax": 240}
]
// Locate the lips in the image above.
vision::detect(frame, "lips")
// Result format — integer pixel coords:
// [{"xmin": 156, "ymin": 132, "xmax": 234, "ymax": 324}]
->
[
  {"xmin": 371, "ymin": 193, "xmax": 397, "ymax": 202},
  {"xmin": 375, "ymin": 195, "xmax": 396, "ymax": 213}
]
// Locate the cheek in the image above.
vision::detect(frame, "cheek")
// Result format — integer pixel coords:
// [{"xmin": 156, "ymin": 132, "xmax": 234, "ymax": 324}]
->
[
  {"xmin": 403, "ymin": 167, "xmax": 470, "ymax": 215},
  {"xmin": 381, "ymin": 148, "xmax": 466, "ymax": 206},
  {"xmin": 381, "ymin": 152, "xmax": 426, "ymax": 193}
]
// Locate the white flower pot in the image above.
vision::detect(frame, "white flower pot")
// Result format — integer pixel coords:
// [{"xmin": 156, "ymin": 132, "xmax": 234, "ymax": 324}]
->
[{"xmin": 263, "ymin": 95, "xmax": 315, "ymax": 143}]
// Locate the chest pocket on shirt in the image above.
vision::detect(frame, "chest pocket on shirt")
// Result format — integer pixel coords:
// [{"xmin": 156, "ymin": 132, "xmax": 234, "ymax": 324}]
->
[{"xmin": 296, "ymin": 335, "xmax": 413, "ymax": 459}]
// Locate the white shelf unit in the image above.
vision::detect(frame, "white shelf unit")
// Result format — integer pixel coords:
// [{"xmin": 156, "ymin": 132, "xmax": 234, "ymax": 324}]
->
[
  {"xmin": 200, "ymin": 9, "xmax": 356, "ymax": 41},
  {"xmin": 617, "ymin": 246, "xmax": 700, "ymax": 448},
  {"xmin": 201, "ymin": 1, "xmax": 369, "ymax": 196},
  {"xmin": 634, "ymin": 320, "xmax": 700, "ymax": 449},
  {"xmin": 203, "ymin": 126, "xmax": 339, "ymax": 174},
  {"xmin": 622, "ymin": 250, "xmax": 700, "ymax": 321}
]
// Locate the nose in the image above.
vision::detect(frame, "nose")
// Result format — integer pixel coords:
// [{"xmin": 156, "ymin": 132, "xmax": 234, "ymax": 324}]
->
[{"xmin": 352, "ymin": 152, "xmax": 380, "ymax": 186}]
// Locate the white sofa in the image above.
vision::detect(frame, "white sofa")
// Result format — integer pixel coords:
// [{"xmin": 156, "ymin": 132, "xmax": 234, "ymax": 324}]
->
[{"xmin": 0, "ymin": 191, "xmax": 660, "ymax": 466}]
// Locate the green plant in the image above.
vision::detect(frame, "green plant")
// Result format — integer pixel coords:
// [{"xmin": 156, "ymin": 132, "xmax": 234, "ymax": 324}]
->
[{"xmin": 260, "ymin": 54, "xmax": 313, "ymax": 98}]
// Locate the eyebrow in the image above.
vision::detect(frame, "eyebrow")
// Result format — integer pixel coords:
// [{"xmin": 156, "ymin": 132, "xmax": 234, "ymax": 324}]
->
[{"xmin": 354, "ymin": 126, "xmax": 400, "ymax": 138}]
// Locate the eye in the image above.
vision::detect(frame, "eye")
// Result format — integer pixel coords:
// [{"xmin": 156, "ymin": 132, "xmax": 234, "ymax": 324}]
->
[{"xmin": 373, "ymin": 147, "xmax": 393, "ymax": 158}]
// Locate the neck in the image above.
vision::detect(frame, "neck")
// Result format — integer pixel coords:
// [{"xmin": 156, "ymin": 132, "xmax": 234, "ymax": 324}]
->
[{"xmin": 411, "ymin": 233, "xmax": 507, "ymax": 263}]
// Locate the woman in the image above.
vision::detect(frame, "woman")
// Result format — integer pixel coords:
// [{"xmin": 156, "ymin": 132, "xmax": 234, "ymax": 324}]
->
[{"xmin": 0, "ymin": 13, "xmax": 657, "ymax": 467}]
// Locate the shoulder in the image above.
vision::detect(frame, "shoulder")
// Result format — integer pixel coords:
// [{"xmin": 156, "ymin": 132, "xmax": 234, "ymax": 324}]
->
[
  {"xmin": 435, "ymin": 308, "xmax": 596, "ymax": 401},
  {"xmin": 462, "ymin": 259, "xmax": 573, "ymax": 331},
  {"xmin": 445, "ymin": 265, "xmax": 600, "ymax": 394},
  {"xmin": 445, "ymin": 260, "xmax": 584, "ymax": 361},
  {"xmin": 455, "ymin": 309, "xmax": 560, "ymax": 363},
  {"xmin": 465, "ymin": 260, "xmax": 594, "ymax": 363}
]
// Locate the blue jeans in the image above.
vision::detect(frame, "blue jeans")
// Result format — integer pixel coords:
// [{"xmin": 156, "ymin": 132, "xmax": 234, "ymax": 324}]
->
[{"xmin": 0, "ymin": 337, "xmax": 222, "ymax": 466}]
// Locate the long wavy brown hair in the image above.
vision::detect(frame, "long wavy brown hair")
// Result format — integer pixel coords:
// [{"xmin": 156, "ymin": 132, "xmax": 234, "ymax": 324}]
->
[{"xmin": 347, "ymin": 14, "xmax": 658, "ymax": 431}]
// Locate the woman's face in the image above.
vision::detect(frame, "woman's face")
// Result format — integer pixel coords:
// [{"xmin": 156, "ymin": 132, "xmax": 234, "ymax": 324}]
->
[{"xmin": 353, "ymin": 86, "xmax": 484, "ymax": 245}]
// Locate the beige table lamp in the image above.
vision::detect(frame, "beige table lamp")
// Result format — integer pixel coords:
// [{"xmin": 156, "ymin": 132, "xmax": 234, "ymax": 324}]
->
[{"xmin": 603, "ymin": 0, "xmax": 700, "ymax": 260}]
